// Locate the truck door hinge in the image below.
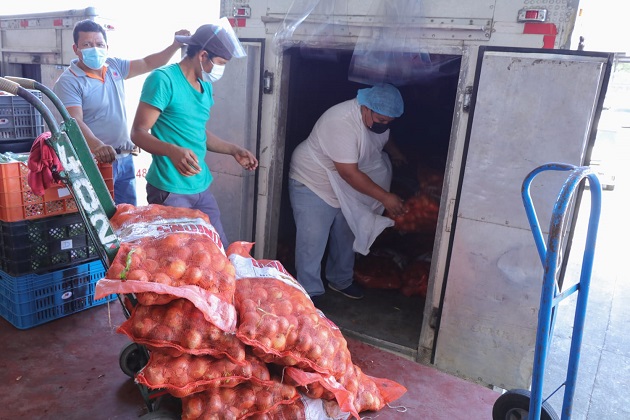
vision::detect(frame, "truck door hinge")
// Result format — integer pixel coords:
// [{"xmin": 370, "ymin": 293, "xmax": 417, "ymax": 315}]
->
[
  {"xmin": 430, "ymin": 307, "xmax": 440, "ymax": 329},
  {"xmin": 446, "ymin": 198, "xmax": 456, "ymax": 232},
  {"xmin": 463, "ymin": 85, "xmax": 473, "ymax": 112}
]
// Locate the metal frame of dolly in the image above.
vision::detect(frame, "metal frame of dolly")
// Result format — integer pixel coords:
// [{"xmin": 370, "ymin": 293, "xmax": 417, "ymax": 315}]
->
[
  {"xmin": 493, "ymin": 163, "xmax": 602, "ymax": 420},
  {"xmin": 0, "ymin": 76, "xmax": 178, "ymax": 419}
]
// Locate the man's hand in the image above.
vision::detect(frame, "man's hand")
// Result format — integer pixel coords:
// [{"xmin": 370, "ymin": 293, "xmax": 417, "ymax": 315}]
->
[
  {"xmin": 169, "ymin": 146, "xmax": 201, "ymax": 176},
  {"xmin": 174, "ymin": 29, "xmax": 191, "ymax": 46},
  {"xmin": 382, "ymin": 192, "xmax": 405, "ymax": 218},
  {"xmin": 234, "ymin": 148, "xmax": 258, "ymax": 171},
  {"xmin": 93, "ymin": 144, "xmax": 117, "ymax": 164}
]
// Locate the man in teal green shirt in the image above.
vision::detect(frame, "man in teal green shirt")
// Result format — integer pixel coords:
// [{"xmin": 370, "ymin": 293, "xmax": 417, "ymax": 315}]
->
[{"xmin": 130, "ymin": 20, "xmax": 257, "ymax": 248}]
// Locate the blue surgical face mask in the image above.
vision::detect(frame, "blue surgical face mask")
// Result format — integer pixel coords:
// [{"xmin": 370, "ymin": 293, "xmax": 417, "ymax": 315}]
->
[{"xmin": 81, "ymin": 47, "xmax": 108, "ymax": 70}]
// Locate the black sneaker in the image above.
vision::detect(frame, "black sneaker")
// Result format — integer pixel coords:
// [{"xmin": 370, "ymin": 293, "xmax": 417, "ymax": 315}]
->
[{"xmin": 328, "ymin": 283, "xmax": 364, "ymax": 299}]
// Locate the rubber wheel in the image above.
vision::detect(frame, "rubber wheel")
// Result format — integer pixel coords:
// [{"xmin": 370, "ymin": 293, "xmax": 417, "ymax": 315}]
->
[
  {"xmin": 140, "ymin": 410, "xmax": 179, "ymax": 419},
  {"xmin": 493, "ymin": 389, "xmax": 560, "ymax": 420},
  {"xmin": 119, "ymin": 341, "xmax": 149, "ymax": 378}
]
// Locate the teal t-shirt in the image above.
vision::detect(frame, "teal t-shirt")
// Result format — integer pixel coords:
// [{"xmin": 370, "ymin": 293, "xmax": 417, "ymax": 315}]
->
[{"xmin": 140, "ymin": 63, "xmax": 214, "ymax": 194}]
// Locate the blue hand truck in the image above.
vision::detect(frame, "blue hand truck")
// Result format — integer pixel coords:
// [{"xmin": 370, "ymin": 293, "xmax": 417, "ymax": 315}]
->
[{"xmin": 493, "ymin": 163, "xmax": 602, "ymax": 420}]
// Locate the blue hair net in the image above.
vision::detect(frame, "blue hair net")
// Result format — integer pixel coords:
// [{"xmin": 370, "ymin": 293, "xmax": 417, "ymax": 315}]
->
[{"xmin": 356, "ymin": 84, "xmax": 404, "ymax": 118}]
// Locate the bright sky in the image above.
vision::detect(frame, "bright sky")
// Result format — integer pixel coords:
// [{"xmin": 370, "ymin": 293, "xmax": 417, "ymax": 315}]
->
[{"xmin": 1, "ymin": 1, "xmax": 221, "ymax": 58}]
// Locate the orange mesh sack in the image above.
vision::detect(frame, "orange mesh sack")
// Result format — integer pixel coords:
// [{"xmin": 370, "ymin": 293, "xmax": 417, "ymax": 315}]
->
[
  {"xmin": 135, "ymin": 351, "xmax": 273, "ymax": 398},
  {"xmin": 95, "ymin": 204, "xmax": 237, "ymax": 332},
  {"xmin": 401, "ymin": 259, "xmax": 430, "ymax": 297},
  {"xmin": 353, "ymin": 254, "xmax": 402, "ymax": 290},
  {"xmin": 248, "ymin": 393, "xmax": 352, "ymax": 420},
  {"xmin": 181, "ymin": 379, "xmax": 299, "ymax": 420},
  {"xmin": 110, "ymin": 203, "xmax": 210, "ymax": 232},
  {"xmin": 286, "ymin": 364, "xmax": 407, "ymax": 418},
  {"xmin": 388, "ymin": 191, "xmax": 440, "ymax": 233},
  {"xmin": 284, "ymin": 367, "xmax": 357, "ymax": 418},
  {"xmin": 226, "ymin": 242, "xmax": 353, "ymax": 378},
  {"xmin": 117, "ymin": 299, "xmax": 246, "ymax": 364}
]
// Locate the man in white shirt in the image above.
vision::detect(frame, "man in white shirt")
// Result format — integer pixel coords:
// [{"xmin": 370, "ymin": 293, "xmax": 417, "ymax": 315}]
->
[{"xmin": 289, "ymin": 84, "xmax": 406, "ymax": 304}]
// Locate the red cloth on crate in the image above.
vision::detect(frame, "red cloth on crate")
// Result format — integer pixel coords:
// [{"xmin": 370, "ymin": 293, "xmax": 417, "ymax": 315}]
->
[{"xmin": 27, "ymin": 132, "xmax": 64, "ymax": 196}]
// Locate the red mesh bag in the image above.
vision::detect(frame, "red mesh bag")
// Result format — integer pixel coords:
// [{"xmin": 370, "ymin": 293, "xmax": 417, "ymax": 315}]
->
[
  {"xmin": 416, "ymin": 166, "xmax": 444, "ymax": 200},
  {"xmin": 249, "ymin": 394, "xmax": 352, "ymax": 420},
  {"xmin": 401, "ymin": 259, "xmax": 430, "ymax": 297},
  {"xmin": 286, "ymin": 364, "xmax": 407, "ymax": 417},
  {"xmin": 388, "ymin": 191, "xmax": 440, "ymax": 233},
  {"xmin": 284, "ymin": 367, "xmax": 357, "ymax": 418},
  {"xmin": 136, "ymin": 351, "xmax": 272, "ymax": 398},
  {"xmin": 95, "ymin": 204, "xmax": 237, "ymax": 332},
  {"xmin": 117, "ymin": 299, "xmax": 246, "ymax": 364},
  {"xmin": 181, "ymin": 379, "xmax": 299, "ymax": 420},
  {"xmin": 226, "ymin": 242, "xmax": 353, "ymax": 378},
  {"xmin": 353, "ymin": 255, "xmax": 402, "ymax": 289},
  {"xmin": 110, "ymin": 203, "xmax": 210, "ymax": 231}
]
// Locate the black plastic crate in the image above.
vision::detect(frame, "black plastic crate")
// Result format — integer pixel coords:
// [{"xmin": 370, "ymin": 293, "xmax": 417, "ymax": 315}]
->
[
  {"xmin": 0, "ymin": 91, "xmax": 45, "ymax": 143},
  {"xmin": 0, "ymin": 212, "xmax": 99, "ymax": 276},
  {"xmin": 0, "ymin": 139, "xmax": 35, "ymax": 154}
]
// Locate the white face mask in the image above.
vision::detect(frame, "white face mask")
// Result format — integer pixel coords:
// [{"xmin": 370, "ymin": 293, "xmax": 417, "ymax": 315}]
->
[{"xmin": 201, "ymin": 58, "xmax": 225, "ymax": 83}]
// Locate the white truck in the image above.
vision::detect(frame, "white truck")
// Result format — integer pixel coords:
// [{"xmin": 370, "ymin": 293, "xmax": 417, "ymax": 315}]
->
[
  {"xmin": 0, "ymin": 1, "xmax": 613, "ymax": 393},
  {"xmin": 208, "ymin": 0, "xmax": 612, "ymax": 392}
]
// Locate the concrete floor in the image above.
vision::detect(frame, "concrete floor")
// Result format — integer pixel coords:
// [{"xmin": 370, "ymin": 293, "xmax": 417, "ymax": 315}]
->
[{"xmin": 0, "ymin": 301, "xmax": 498, "ymax": 419}]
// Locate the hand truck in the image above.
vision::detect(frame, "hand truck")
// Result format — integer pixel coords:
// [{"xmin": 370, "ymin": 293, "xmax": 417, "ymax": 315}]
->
[
  {"xmin": 493, "ymin": 163, "xmax": 602, "ymax": 420},
  {"xmin": 0, "ymin": 76, "xmax": 179, "ymax": 419}
]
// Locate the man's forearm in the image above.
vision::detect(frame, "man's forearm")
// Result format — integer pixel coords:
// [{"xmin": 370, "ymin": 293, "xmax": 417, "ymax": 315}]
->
[
  {"xmin": 143, "ymin": 43, "xmax": 183, "ymax": 69},
  {"xmin": 339, "ymin": 169, "xmax": 389, "ymax": 203},
  {"xmin": 205, "ymin": 131, "xmax": 239, "ymax": 155}
]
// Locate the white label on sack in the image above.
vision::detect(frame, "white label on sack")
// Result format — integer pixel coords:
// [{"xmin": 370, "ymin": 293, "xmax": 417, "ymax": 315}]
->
[
  {"xmin": 61, "ymin": 291, "xmax": 73, "ymax": 300},
  {"xmin": 60, "ymin": 239, "xmax": 73, "ymax": 250},
  {"xmin": 57, "ymin": 187, "xmax": 71, "ymax": 198}
]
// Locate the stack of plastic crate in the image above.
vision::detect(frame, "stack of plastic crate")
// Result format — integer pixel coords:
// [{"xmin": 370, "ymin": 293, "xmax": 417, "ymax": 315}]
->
[
  {"xmin": 0, "ymin": 156, "xmax": 116, "ymax": 329},
  {"xmin": 0, "ymin": 91, "xmax": 46, "ymax": 153}
]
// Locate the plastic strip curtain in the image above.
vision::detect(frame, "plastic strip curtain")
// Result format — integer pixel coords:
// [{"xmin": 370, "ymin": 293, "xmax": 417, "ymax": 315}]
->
[
  {"xmin": 273, "ymin": 0, "xmax": 460, "ymax": 86},
  {"xmin": 350, "ymin": 0, "xmax": 433, "ymax": 86},
  {"xmin": 272, "ymin": 0, "xmax": 343, "ymax": 52}
]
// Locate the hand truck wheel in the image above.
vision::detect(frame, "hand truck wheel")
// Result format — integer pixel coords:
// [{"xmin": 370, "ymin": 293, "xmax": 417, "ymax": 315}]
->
[
  {"xmin": 493, "ymin": 388, "xmax": 559, "ymax": 420},
  {"xmin": 119, "ymin": 341, "xmax": 149, "ymax": 377}
]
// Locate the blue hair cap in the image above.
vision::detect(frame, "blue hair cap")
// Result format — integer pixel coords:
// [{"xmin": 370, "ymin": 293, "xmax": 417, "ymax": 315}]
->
[{"xmin": 356, "ymin": 83, "xmax": 404, "ymax": 118}]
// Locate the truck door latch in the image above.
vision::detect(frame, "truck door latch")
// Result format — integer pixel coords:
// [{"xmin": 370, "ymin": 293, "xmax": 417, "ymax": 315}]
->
[{"xmin": 263, "ymin": 70, "xmax": 274, "ymax": 94}]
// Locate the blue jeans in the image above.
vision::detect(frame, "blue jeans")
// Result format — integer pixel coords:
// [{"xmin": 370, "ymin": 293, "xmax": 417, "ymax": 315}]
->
[
  {"xmin": 146, "ymin": 183, "xmax": 229, "ymax": 249},
  {"xmin": 288, "ymin": 178, "xmax": 355, "ymax": 297},
  {"xmin": 112, "ymin": 155, "xmax": 137, "ymax": 206}
]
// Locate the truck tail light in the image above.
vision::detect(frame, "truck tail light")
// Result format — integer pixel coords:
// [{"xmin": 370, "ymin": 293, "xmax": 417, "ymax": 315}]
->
[{"xmin": 517, "ymin": 8, "xmax": 548, "ymax": 23}]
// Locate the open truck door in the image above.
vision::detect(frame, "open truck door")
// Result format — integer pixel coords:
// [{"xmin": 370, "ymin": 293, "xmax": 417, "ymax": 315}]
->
[
  {"xmin": 204, "ymin": 40, "xmax": 263, "ymax": 245},
  {"xmin": 430, "ymin": 46, "xmax": 612, "ymax": 390}
]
